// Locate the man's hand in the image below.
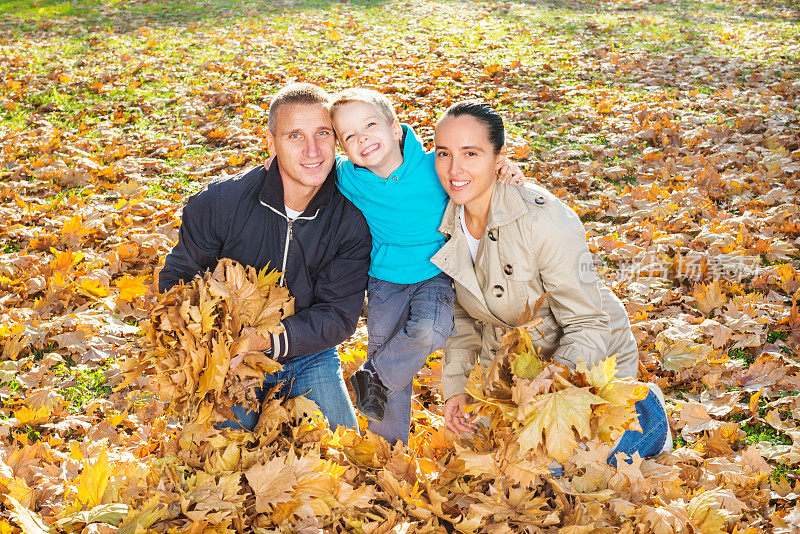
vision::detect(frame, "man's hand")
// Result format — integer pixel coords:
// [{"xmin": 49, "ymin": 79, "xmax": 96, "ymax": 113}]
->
[
  {"xmin": 495, "ymin": 157, "xmax": 526, "ymax": 186},
  {"xmin": 444, "ymin": 393, "xmax": 476, "ymax": 434},
  {"xmin": 243, "ymin": 326, "xmax": 271, "ymax": 352}
]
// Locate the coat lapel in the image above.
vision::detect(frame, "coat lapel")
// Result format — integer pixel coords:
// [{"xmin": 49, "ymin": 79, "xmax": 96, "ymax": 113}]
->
[{"xmin": 432, "ymin": 184, "xmax": 533, "ymax": 329}]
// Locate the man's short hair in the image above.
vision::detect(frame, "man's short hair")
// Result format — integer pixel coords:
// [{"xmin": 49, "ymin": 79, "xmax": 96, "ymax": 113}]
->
[
  {"xmin": 268, "ymin": 83, "xmax": 330, "ymax": 133},
  {"xmin": 328, "ymin": 88, "xmax": 398, "ymax": 127}
]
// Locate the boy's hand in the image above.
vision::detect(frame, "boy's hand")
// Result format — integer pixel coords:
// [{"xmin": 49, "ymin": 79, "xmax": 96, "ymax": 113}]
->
[
  {"xmin": 496, "ymin": 158, "xmax": 526, "ymax": 185},
  {"xmin": 444, "ymin": 393, "xmax": 476, "ymax": 434}
]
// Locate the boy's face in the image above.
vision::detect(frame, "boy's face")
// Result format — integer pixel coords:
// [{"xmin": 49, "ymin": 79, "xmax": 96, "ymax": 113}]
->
[{"xmin": 331, "ymin": 101, "xmax": 403, "ymax": 177}]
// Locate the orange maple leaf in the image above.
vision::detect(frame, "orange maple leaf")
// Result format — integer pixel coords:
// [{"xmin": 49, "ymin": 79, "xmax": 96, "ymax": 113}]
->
[{"xmin": 116, "ymin": 274, "xmax": 149, "ymax": 302}]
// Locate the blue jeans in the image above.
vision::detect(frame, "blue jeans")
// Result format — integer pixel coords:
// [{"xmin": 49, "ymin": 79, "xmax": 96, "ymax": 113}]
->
[
  {"xmin": 548, "ymin": 389, "xmax": 668, "ymax": 477},
  {"xmin": 608, "ymin": 389, "xmax": 669, "ymax": 466},
  {"xmin": 218, "ymin": 347, "xmax": 358, "ymax": 432},
  {"xmin": 367, "ymin": 272, "xmax": 455, "ymax": 445}
]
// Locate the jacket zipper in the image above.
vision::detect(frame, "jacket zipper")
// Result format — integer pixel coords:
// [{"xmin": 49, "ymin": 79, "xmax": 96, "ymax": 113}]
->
[
  {"xmin": 280, "ymin": 220, "xmax": 292, "ymax": 286},
  {"xmin": 259, "ymin": 200, "xmax": 321, "ymax": 287}
]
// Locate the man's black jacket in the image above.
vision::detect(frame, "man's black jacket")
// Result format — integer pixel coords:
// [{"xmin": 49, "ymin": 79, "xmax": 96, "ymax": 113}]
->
[{"xmin": 159, "ymin": 160, "xmax": 372, "ymax": 360}]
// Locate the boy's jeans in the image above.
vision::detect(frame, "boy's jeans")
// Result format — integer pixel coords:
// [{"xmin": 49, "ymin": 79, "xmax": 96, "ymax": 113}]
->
[
  {"xmin": 368, "ymin": 272, "xmax": 455, "ymax": 445},
  {"xmin": 218, "ymin": 347, "xmax": 358, "ymax": 432}
]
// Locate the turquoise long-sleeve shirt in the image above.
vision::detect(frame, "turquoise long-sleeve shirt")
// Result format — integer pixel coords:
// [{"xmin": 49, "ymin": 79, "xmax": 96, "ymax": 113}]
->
[{"xmin": 336, "ymin": 125, "xmax": 449, "ymax": 284}]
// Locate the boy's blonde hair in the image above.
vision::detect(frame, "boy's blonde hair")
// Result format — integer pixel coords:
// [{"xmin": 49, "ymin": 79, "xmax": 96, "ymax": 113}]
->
[{"xmin": 328, "ymin": 88, "xmax": 398, "ymax": 127}]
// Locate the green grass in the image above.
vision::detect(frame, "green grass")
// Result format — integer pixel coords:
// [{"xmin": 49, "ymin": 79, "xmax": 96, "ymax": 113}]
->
[
  {"xmin": 768, "ymin": 330, "xmax": 789, "ymax": 343},
  {"xmin": 54, "ymin": 363, "xmax": 112, "ymax": 412},
  {"xmin": 0, "ymin": 0, "xmax": 796, "ymax": 207},
  {"xmin": 729, "ymin": 348, "xmax": 757, "ymax": 366},
  {"xmin": 742, "ymin": 421, "xmax": 793, "ymax": 447},
  {"xmin": 772, "ymin": 464, "xmax": 800, "ymax": 483},
  {"xmin": 0, "ymin": 0, "xmax": 79, "ymax": 19}
]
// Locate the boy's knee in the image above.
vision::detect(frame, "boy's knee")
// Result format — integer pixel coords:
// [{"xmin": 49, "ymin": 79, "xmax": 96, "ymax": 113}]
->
[{"xmin": 404, "ymin": 317, "xmax": 437, "ymax": 344}]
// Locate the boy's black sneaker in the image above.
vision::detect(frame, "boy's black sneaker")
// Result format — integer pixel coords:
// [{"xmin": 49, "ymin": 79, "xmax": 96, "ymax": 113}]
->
[{"xmin": 349, "ymin": 369, "xmax": 388, "ymax": 422}]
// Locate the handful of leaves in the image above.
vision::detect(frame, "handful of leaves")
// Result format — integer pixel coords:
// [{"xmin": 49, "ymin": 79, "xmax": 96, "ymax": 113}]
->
[
  {"xmin": 130, "ymin": 259, "xmax": 294, "ymax": 425},
  {"xmin": 465, "ymin": 301, "xmax": 650, "ymax": 468}
]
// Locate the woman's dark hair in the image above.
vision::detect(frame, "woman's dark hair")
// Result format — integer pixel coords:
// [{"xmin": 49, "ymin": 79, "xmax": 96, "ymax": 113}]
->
[{"xmin": 439, "ymin": 100, "xmax": 505, "ymax": 154}]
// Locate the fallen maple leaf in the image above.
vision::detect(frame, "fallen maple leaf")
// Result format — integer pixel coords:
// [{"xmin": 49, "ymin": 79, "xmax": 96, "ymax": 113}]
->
[
  {"xmin": 246, "ymin": 458, "xmax": 298, "ymax": 513},
  {"xmin": 115, "ymin": 274, "xmax": 148, "ymax": 302},
  {"xmin": 518, "ymin": 387, "xmax": 606, "ymax": 463}
]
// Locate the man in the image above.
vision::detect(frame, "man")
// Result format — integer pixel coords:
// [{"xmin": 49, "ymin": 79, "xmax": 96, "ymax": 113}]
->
[{"xmin": 159, "ymin": 83, "xmax": 372, "ymax": 431}]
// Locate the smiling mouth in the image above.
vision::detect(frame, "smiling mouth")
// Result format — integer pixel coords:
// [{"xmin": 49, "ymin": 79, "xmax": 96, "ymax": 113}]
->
[
  {"xmin": 361, "ymin": 143, "xmax": 380, "ymax": 157},
  {"xmin": 450, "ymin": 179, "xmax": 470, "ymax": 190},
  {"xmin": 301, "ymin": 162, "xmax": 324, "ymax": 169}
]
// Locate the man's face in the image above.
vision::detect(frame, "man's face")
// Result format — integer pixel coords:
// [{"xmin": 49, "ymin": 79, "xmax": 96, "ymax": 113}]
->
[{"xmin": 266, "ymin": 103, "xmax": 335, "ymax": 199}]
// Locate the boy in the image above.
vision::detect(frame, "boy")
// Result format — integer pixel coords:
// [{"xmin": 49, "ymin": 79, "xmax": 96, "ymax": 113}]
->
[{"xmin": 329, "ymin": 89, "xmax": 522, "ymax": 444}]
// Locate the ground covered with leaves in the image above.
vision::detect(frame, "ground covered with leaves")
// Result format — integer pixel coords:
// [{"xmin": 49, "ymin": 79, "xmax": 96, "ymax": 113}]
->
[{"xmin": 1, "ymin": 0, "xmax": 799, "ymax": 532}]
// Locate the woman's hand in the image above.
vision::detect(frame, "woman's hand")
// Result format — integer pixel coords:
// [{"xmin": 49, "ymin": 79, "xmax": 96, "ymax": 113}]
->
[
  {"xmin": 444, "ymin": 393, "xmax": 476, "ymax": 434},
  {"xmin": 495, "ymin": 158, "xmax": 526, "ymax": 186}
]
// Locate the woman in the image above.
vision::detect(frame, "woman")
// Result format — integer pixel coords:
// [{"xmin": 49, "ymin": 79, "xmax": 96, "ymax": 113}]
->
[{"xmin": 430, "ymin": 101, "xmax": 671, "ymax": 466}]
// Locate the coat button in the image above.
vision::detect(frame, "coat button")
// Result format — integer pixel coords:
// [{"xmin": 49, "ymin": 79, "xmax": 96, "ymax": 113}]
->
[
  {"xmin": 488, "ymin": 229, "xmax": 498, "ymax": 241},
  {"xmin": 492, "ymin": 285, "xmax": 504, "ymax": 297},
  {"xmin": 504, "ymin": 264, "xmax": 513, "ymax": 275},
  {"xmin": 535, "ymin": 196, "xmax": 545, "ymax": 205}
]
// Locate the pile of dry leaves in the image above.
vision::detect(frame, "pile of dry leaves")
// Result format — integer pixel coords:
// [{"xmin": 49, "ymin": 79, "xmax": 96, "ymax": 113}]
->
[{"xmin": 120, "ymin": 258, "xmax": 293, "ymax": 425}]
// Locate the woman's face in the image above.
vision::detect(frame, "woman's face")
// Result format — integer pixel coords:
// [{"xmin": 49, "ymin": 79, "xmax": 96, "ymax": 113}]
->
[{"xmin": 434, "ymin": 114, "xmax": 500, "ymax": 209}]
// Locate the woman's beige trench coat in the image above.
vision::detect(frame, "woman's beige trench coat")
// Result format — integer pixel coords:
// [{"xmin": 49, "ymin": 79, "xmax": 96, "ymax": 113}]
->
[{"xmin": 431, "ymin": 182, "xmax": 639, "ymax": 401}]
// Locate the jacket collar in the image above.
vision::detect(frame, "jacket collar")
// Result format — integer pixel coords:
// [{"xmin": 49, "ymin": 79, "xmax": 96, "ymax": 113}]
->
[
  {"xmin": 431, "ymin": 183, "xmax": 529, "ymax": 326},
  {"xmin": 437, "ymin": 182, "xmax": 529, "ymax": 237},
  {"xmin": 258, "ymin": 157, "xmax": 337, "ymax": 217}
]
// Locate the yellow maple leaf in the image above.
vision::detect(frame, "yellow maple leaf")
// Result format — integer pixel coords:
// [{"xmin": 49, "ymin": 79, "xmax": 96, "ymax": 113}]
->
[
  {"xmin": 13, "ymin": 405, "xmax": 51, "ymax": 426},
  {"xmin": 78, "ymin": 277, "xmax": 110, "ymax": 298},
  {"xmin": 5, "ymin": 495, "xmax": 55, "ymax": 534},
  {"xmin": 7, "ymin": 477, "xmax": 34, "ymax": 509},
  {"xmin": 250, "ymin": 286, "xmax": 293, "ymax": 334},
  {"xmin": 579, "ymin": 354, "xmax": 618, "ymax": 391},
  {"xmin": 115, "ymin": 274, "xmax": 148, "ymax": 302},
  {"xmin": 594, "ymin": 403, "xmax": 642, "ymax": 443},
  {"xmin": 0, "ymin": 322, "xmax": 23, "ymax": 338},
  {"xmin": 114, "ymin": 241, "xmax": 139, "ymax": 261},
  {"xmin": 186, "ymin": 295, "xmax": 219, "ymax": 336},
  {"xmin": 61, "ymin": 215, "xmax": 92, "ymax": 240},
  {"xmin": 245, "ymin": 458, "xmax": 297, "ymax": 513},
  {"xmin": 49, "ymin": 248, "xmax": 83, "ymax": 273},
  {"xmin": 197, "ymin": 337, "xmax": 230, "ymax": 401},
  {"xmin": 511, "ymin": 347, "xmax": 544, "ymax": 379},
  {"xmin": 687, "ymin": 491, "xmax": 729, "ymax": 534},
  {"xmin": 600, "ymin": 379, "xmax": 649, "ymax": 409},
  {"xmin": 205, "ymin": 443, "xmax": 241, "ymax": 474},
  {"xmin": 693, "ymin": 280, "xmax": 727, "ymax": 316},
  {"xmin": 1, "ymin": 333, "xmax": 28, "ymax": 360},
  {"xmin": 74, "ymin": 449, "xmax": 111, "ymax": 508},
  {"xmin": 578, "ymin": 355, "xmax": 648, "ymax": 406},
  {"xmin": 518, "ymin": 387, "xmax": 606, "ymax": 463},
  {"xmin": 655, "ymin": 334, "xmax": 714, "ymax": 372}
]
